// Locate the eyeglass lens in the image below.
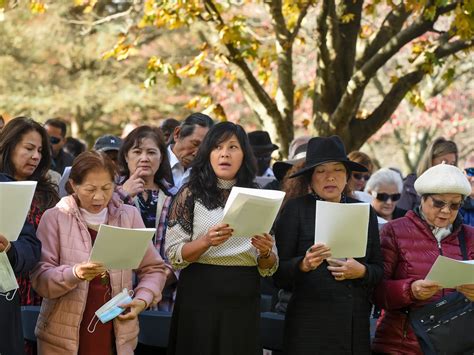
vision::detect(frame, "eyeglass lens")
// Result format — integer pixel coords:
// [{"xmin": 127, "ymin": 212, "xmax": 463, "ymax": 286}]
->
[
  {"xmin": 465, "ymin": 168, "xmax": 474, "ymax": 177},
  {"xmin": 375, "ymin": 193, "xmax": 401, "ymax": 202},
  {"xmin": 353, "ymin": 173, "xmax": 370, "ymax": 181},
  {"xmin": 50, "ymin": 137, "xmax": 61, "ymax": 145},
  {"xmin": 430, "ymin": 196, "xmax": 462, "ymax": 211}
]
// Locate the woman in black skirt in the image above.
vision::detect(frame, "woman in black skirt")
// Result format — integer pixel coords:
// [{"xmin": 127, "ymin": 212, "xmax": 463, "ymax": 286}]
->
[{"xmin": 165, "ymin": 122, "xmax": 278, "ymax": 355}]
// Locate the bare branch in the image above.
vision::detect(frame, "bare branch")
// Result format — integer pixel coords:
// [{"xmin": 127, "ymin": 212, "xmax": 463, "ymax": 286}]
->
[
  {"xmin": 266, "ymin": 0, "xmax": 291, "ymax": 44},
  {"xmin": 357, "ymin": 4, "xmax": 410, "ymax": 69},
  {"xmin": 63, "ymin": 6, "xmax": 133, "ymax": 27},
  {"xmin": 290, "ymin": 1, "xmax": 313, "ymax": 42},
  {"xmin": 202, "ymin": 0, "xmax": 283, "ymax": 125},
  {"xmin": 350, "ymin": 38, "xmax": 474, "ymax": 148},
  {"xmin": 313, "ymin": 0, "xmax": 336, "ymax": 132},
  {"xmin": 337, "ymin": 0, "xmax": 364, "ymax": 88},
  {"xmin": 331, "ymin": 3, "xmax": 462, "ymax": 129}
]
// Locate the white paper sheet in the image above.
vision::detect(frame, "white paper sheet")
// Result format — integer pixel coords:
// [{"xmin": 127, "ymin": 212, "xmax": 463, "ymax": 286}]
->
[
  {"xmin": 221, "ymin": 187, "xmax": 285, "ymax": 238},
  {"xmin": 0, "ymin": 181, "xmax": 37, "ymax": 241},
  {"xmin": 425, "ymin": 255, "xmax": 474, "ymax": 288},
  {"xmin": 89, "ymin": 225, "xmax": 155, "ymax": 269},
  {"xmin": 315, "ymin": 200, "xmax": 370, "ymax": 258}
]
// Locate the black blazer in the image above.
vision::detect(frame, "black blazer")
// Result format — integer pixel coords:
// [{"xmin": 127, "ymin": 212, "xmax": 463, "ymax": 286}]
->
[{"xmin": 274, "ymin": 194, "xmax": 383, "ymax": 354}]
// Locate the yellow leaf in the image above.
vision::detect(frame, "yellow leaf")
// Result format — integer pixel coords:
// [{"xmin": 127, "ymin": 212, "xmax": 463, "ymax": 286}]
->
[
  {"xmin": 341, "ymin": 13, "xmax": 355, "ymax": 23},
  {"xmin": 30, "ymin": 0, "xmax": 47, "ymax": 13},
  {"xmin": 359, "ymin": 25, "xmax": 373, "ymax": 39},
  {"xmin": 186, "ymin": 97, "xmax": 200, "ymax": 110},
  {"xmin": 214, "ymin": 68, "xmax": 226, "ymax": 82}
]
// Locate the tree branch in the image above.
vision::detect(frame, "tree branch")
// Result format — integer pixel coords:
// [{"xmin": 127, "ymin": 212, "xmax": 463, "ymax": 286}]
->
[
  {"xmin": 350, "ymin": 38, "xmax": 473, "ymax": 148},
  {"xmin": 313, "ymin": 0, "xmax": 340, "ymax": 133},
  {"xmin": 202, "ymin": 0, "xmax": 283, "ymax": 126},
  {"xmin": 289, "ymin": 1, "xmax": 313, "ymax": 42},
  {"xmin": 337, "ymin": 0, "xmax": 363, "ymax": 87},
  {"xmin": 331, "ymin": 3, "xmax": 460, "ymax": 129},
  {"xmin": 63, "ymin": 3, "xmax": 135, "ymax": 28},
  {"xmin": 356, "ymin": 3, "xmax": 410, "ymax": 69}
]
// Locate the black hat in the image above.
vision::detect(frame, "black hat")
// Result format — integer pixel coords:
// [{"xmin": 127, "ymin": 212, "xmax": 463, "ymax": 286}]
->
[
  {"xmin": 290, "ymin": 136, "xmax": 367, "ymax": 178},
  {"xmin": 273, "ymin": 143, "xmax": 307, "ymax": 181},
  {"xmin": 248, "ymin": 131, "xmax": 279, "ymax": 152},
  {"xmin": 94, "ymin": 135, "xmax": 122, "ymax": 152}
]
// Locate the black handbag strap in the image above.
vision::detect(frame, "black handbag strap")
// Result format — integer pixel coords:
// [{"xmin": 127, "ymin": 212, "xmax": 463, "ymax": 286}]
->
[{"xmin": 457, "ymin": 227, "xmax": 468, "ymax": 261}]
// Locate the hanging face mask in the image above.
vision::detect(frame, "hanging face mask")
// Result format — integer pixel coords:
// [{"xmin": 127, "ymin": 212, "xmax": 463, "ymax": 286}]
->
[
  {"xmin": 0, "ymin": 251, "xmax": 19, "ymax": 301},
  {"xmin": 87, "ymin": 288, "xmax": 134, "ymax": 333}
]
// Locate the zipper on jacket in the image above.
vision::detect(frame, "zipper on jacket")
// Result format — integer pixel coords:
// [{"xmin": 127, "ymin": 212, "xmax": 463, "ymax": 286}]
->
[
  {"xmin": 436, "ymin": 240, "xmax": 446, "ymax": 297},
  {"xmin": 403, "ymin": 315, "xmax": 409, "ymax": 339}
]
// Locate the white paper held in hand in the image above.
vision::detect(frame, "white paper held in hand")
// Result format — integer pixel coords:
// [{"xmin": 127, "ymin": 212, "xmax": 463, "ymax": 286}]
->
[
  {"xmin": 0, "ymin": 181, "xmax": 37, "ymax": 241},
  {"xmin": 314, "ymin": 200, "xmax": 369, "ymax": 258},
  {"xmin": 221, "ymin": 187, "xmax": 285, "ymax": 238},
  {"xmin": 425, "ymin": 255, "xmax": 474, "ymax": 288},
  {"xmin": 89, "ymin": 225, "xmax": 155, "ymax": 269}
]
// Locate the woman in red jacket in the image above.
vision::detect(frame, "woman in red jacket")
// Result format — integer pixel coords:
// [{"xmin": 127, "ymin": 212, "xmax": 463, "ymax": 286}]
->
[{"xmin": 372, "ymin": 164, "xmax": 474, "ymax": 354}]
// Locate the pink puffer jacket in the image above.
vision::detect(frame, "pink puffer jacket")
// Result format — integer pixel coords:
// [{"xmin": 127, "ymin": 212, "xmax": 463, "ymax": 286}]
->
[{"xmin": 31, "ymin": 194, "xmax": 167, "ymax": 355}]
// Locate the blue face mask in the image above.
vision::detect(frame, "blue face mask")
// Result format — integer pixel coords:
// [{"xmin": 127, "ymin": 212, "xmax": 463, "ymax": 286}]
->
[{"xmin": 87, "ymin": 288, "xmax": 133, "ymax": 333}]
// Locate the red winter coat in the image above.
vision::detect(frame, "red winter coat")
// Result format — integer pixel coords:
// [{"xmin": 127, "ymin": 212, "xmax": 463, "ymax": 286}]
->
[{"xmin": 372, "ymin": 210, "xmax": 474, "ymax": 354}]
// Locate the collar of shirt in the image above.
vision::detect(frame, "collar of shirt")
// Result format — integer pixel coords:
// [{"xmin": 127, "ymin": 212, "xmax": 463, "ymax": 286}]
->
[{"xmin": 168, "ymin": 145, "xmax": 181, "ymax": 170}]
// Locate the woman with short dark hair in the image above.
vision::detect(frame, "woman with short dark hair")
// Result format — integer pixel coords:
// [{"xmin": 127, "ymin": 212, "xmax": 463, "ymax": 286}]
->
[
  {"xmin": 165, "ymin": 122, "xmax": 278, "ymax": 355},
  {"xmin": 31, "ymin": 151, "xmax": 166, "ymax": 355}
]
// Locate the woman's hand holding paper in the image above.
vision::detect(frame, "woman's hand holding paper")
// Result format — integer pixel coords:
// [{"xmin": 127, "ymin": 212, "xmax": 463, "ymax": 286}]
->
[
  {"xmin": 457, "ymin": 284, "xmax": 474, "ymax": 301},
  {"xmin": 299, "ymin": 243, "xmax": 331, "ymax": 272},
  {"xmin": 203, "ymin": 223, "xmax": 233, "ymax": 247},
  {"xmin": 251, "ymin": 233, "xmax": 274, "ymax": 257},
  {"xmin": 327, "ymin": 258, "xmax": 366, "ymax": 281},
  {"xmin": 0, "ymin": 234, "xmax": 11, "ymax": 253},
  {"xmin": 410, "ymin": 280, "xmax": 441, "ymax": 300},
  {"xmin": 73, "ymin": 262, "xmax": 106, "ymax": 281}
]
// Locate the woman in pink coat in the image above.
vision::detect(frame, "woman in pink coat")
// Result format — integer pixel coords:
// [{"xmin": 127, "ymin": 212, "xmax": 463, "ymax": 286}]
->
[{"xmin": 31, "ymin": 151, "xmax": 167, "ymax": 355}]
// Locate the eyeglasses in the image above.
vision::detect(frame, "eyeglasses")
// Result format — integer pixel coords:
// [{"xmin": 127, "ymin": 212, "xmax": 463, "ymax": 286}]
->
[
  {"xmin": 50, "ymin": 136, "xmax": 61, "ymax": 145},
  {"xmin": 352, "ymin": 173, "xmax": 370, "ymax": 181},
  {"xmin": 429, "ymin": 196, "xmax": 462, "ymax": 211},
  {"xmin": 465, "ymin": 168, "xmax": 474, "ymax": 177},
  {"xmin": 372, "ymin": 192, "xmax": 401, "ymax": 202}
]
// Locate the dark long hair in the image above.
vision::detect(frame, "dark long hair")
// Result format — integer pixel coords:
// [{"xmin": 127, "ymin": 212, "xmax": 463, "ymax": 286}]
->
[
  {"xmin": 188, "ymin": 122, "xmax": 257, "ymax": 206},
  {"xmin": 118, "ymin": 125, "xmax": 172, "ymax": 190},
  {"xmin": 0, "ymin": 117, "xmax": 59, "ymax": 210}
]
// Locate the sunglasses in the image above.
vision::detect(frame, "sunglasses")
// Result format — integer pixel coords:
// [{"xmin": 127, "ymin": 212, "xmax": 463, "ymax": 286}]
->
[
  {"xmin": 352, "ymin": 173, "xmax": 370, "ymax": 181},
  {"xmin": 49, "ymin": 136, "xmax": 61, "ymax": 145},
  {"xmin": 372, "ymin": 192, "xmax": 401, "ymax": 202},
  {"xmin": 465, "ymin": 167, "xmax": 474, "ymax": 177},
  {"xmin": 429, "ymin": 196, "xmax": 462, "ymax": 211}
]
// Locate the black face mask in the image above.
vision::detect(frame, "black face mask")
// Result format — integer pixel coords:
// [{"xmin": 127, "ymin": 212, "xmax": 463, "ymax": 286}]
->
[{"xmin": 255, "ymin": 155, "xmax": 272, "ymax": 176}]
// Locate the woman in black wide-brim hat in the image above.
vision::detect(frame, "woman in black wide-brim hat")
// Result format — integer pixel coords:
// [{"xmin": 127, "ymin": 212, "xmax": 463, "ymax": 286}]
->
[{"xmin": 273, "ymin": 136, "xmax": 383, "ymax": 355}]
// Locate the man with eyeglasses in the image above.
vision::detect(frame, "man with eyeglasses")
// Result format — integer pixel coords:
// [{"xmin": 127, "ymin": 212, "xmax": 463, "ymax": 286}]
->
[
  {"xmin": 460, "ymin": 154, "xmax": 474, "ymax": 226},
  {"xmin": 44, "ymin": 118, "xmax": 74, "ymax": 174}
]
